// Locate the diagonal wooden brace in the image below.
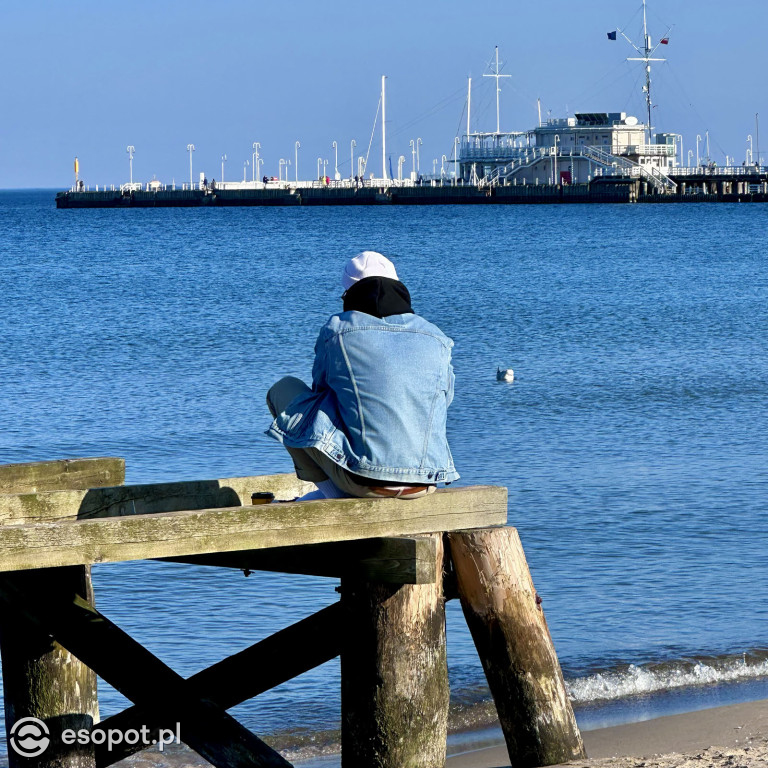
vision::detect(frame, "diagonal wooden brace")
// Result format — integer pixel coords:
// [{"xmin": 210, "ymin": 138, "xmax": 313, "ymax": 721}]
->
[
  {"xmin": 0, "ymin": 571, "xmax": 292, "ymax": 768},
  {"xmin": 94, "ymin": 602, "xmax": 343, "ymax": 766}
]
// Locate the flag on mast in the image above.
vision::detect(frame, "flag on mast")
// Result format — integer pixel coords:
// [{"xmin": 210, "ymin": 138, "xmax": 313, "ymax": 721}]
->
[
  {"xmin": 660, "ymin": 36, "xmax": 669, "ymax": 44},
  {"xmin": 607, "ymin": 31, "xmax": 617, "ymax": 40}
]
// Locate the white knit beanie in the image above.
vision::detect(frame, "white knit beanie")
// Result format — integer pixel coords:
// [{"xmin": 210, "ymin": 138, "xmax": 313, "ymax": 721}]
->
[{"xmin": 341, "ymin": 251, "xmax": 399, "ymax": 291}]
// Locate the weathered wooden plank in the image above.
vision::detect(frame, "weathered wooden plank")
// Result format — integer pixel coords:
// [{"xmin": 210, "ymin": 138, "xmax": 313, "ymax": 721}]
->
[
  {"xmin": 0, "ymin": 458, "xmax": 124, "ymax": 768},
  {"xmin": 447, "ymin": 527, "xmax": 586, "ymax": 767},
  {"xmin": 0, "ymin": 486, "xmax": 507, "ymax": 572},
  {"xmin": 95, "ymin": 602, "xmax": 343, "ymax": 767},
  {"xmin": 160, "ymin": 536, "xmax": 438, "ymax": 584},
  {"xmin": 0, "ymin": 472, "xmax": 313, "ymax": 525},
  {"xmin": 341, "ymin": 534, "xmax": 449, "ymax": 768},
  {"xmin": 0, "ymin": 458, "xmax": 125, "ymax": 495},
  {"xmin": 0, "ymin": 571, "xmax": 291, "ymax": 768}
]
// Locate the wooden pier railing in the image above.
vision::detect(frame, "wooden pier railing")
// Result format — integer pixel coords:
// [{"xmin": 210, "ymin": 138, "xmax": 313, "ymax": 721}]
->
[{"xmin": 0, "ymin": 458, "xmax": 585, "ymax": 768}]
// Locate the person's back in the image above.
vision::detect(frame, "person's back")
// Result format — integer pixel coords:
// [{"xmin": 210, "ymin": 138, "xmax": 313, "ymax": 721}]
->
[{"xmin": 266, "ymin": 251, "xmax": 458, "ymax": 498}]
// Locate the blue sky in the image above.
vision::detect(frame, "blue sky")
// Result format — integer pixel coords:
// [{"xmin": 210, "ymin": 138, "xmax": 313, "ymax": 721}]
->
[{"xmin": 1, "ymin": 0, "xmax": 765, "ymax": 188}]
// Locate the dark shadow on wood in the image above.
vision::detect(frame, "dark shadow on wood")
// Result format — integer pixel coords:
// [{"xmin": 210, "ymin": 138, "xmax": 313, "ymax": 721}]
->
[{"xmin": 77, "ymin": 481, "xmax": 242, "ymax": 520}]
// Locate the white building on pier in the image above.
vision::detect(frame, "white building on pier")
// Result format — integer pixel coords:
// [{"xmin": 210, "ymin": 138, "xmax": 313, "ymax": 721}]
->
[{"xmin": 458, "ymin": 112, "xmax": 678, "ymax": 190}]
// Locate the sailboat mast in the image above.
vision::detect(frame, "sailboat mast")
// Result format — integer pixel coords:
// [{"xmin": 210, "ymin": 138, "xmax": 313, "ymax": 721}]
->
[
  {"xmin": 495, "ymin": 47, "xmax": 501, "ymax": 133},
  {"xmin": 467, "ymin": 77, "xmax": 472, "ymax": 137},
  {"xmin": 381, "ymin": 75, "xmax": 387, "ymax": 180}
]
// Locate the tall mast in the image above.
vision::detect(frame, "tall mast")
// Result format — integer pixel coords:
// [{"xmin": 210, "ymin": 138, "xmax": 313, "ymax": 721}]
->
[
  {"xmin": 381, "ymin": 75, "xmax": 387, "ymax": 180},
  {"xmin": 467, "ymin": 77, "xmax": 472, "ymax": 136},
  {"xmin": 621, "ymin": 0, "xmax": 666, "ymax": 141},
  {"xmin": 641, "ymin": 0, "xmax": 652, "ymax": 134},
  {"xmin": 483, "ymin": 46, "xmax": 511, "ymax": 134}
]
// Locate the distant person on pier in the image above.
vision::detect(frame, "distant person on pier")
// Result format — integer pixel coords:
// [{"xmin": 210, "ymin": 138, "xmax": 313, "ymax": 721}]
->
[{"xmin": 266, "ymin": 251, "xmax": 458, "ymax": 500}]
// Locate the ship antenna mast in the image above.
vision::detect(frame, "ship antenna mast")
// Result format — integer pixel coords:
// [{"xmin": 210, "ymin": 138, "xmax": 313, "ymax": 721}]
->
[
  {"xmin": 619, "ymin": 0, "xmax": 669, "ymax": 140},
  {"xmin": 483, "ymin": 46, "xmax": 511, "ymax": 134}
]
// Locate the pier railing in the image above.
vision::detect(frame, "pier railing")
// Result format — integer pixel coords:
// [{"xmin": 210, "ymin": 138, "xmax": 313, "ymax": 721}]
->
[{"xmin": 0, "ymin": 457, "xmax": 586, "ymax": 768}]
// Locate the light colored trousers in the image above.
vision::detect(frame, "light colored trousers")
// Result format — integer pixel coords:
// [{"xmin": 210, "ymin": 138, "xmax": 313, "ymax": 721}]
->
[{"xmin": 267, "ymin": 376, "xmax": 434, "ymax": 499}]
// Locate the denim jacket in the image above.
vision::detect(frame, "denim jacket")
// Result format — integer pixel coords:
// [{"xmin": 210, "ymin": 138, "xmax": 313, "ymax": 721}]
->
[{"xmin": 267, "ymin": 310, "xmax": 459, "ymax": 484}]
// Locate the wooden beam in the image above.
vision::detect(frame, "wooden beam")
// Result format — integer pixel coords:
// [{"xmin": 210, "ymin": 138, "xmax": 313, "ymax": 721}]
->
[
  {"xmin": 0, "ymin": 457, "xmax": 123, "ymax": 768},
  {"xmin": 0, "ymin": 458, "xmax": 125, "ymax": 495},
  {"xmin": 160, "ymin": 536, "xmax": 438, "ymax": 584},
  {"xmin": 447, "ymin": 527, "xmax": 586, "ymax": 767},
  {"xmin": 94, "ymin": 602, "xmax": 343, "ymax": 767},
  {"xmin": 0, "ymin": 571, "xmax": 291, "ymax": 768},
  {"xmin": 340, "ymin": 534, "xmax": 449, "ymax": 768},
  {"xmin": 0, "ymin": 473, "xmax": 313, "ymax": 526},
  {"xmin": 0, "ymin": 486, "xmax": 507, "ymax": 573}
]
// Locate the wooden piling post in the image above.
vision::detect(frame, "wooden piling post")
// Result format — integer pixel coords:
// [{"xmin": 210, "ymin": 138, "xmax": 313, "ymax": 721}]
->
[
  {"xmin": 340, "ymin": 533, "xmax": 448, "ymax": 768},
  {"xmin": 447, "ymin": 527, "xmax": 586, "ymax": 767},
  {"xmin": 0, "ymin": 458, "xmax": 124, "ymax": 768}
]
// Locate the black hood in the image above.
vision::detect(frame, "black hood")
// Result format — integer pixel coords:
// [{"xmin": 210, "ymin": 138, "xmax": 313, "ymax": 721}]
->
[{"xmin": 343, "ymin": 276, "xmax": 414, "ymax": 318}]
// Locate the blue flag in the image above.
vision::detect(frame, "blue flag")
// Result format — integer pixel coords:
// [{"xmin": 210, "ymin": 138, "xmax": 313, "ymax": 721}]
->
[{"xmin": 607, "ymin": 30, "xmax": 617, "ymax": 40}]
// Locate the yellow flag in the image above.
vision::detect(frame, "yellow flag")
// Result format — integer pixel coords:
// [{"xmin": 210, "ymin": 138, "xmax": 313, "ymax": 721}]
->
[{"xmin": 74, "ymin": 157, "xmax": 79, "ymax": 174}]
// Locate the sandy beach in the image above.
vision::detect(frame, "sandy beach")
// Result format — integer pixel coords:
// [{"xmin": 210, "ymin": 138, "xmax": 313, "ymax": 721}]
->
[{"xmin": 447, "ymin": 699, "xmax": 768, "ymax": 768}]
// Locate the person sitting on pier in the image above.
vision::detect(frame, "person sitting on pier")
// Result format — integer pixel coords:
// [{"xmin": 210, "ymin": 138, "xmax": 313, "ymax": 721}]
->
[{"xmin": 266, "ymin": 251, "xmax": 458, "ymax": 500}]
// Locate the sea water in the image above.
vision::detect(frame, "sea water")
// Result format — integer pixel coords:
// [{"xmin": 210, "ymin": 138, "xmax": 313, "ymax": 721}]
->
[{"xmin": 1, "ymin": 191, "xmax": 767, "ymax": 763}]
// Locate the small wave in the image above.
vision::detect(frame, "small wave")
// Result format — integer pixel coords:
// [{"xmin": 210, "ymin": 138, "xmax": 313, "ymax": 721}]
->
[
  {"xmin": 119, "ymin": 650, "xmax": 768, "ymax": 766},
  {"xmin": 567, "ymin": 650, "xmax": 768, "ymax": 703}
]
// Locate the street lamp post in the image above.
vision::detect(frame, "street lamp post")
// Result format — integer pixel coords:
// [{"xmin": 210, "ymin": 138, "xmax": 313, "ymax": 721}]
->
[
  {"xmin": 323, "ymin": 158, "xmax": 328, "ymax": 178},
  {"xmin": 279, "ymin": 159, "xmax": 286, "ymax": 181},
  {"xmin": 398, "ymin": 155, "xmax": 405, "ymax": 182},
  {"xmin": 696, "ymin": 135, "xmax": 702, "ymax": 166},
  {"xmin": 295, "ymin": 141, "xmax": 300, "ymax": 182},
  {"xmin": 454, "ymin": 137, "xmax": 460, "ymax": 183},
  {"xmin": 317, "ymin": 157, "xmax": 322, "ymax": 180},
  {"xmin": 187, "ymin": 144, "xmax": 195, "ymax": 187},
  {"xmin": 705, "ymin": 130, "xmax": 710, "ymax": 164},
  {"xmin": 350, "ymin": 140, "xmax": 356, "ymax": 178},
  {"xmin": 747, "ymin": 135, "xmax": 753, "ymax": 165},
  {"xmin": 332, "ymin": 141, "xmax": 338, "ymax": 178},
  {"xmin": 126, "ymin": 145, "xmax": 135, "ymax": 185},
  {"xmin": 409, "ymin": 139, "xmax": 416, "ymax": 176},
  {"xmin": 257, "ymin": 158, "xmax": 264, "ymax": 179},
  {"xmin": 416, "ymin": 137, "xmax": 422, "ymax": 174},
  {"xmin": 553, "ymin": 135, "xmax": 560, "ymax": 184},
  {"xmin": 243, "ymin": 160, "xmax": 248, "ymax": 182},
  {"xmin": 252, "ymin": 142, "xmax": 261, "ymax": 182},
  {"xmin": 221, "ymin": 154, "xmax": 227, "ymax": 182},
  {"xmin": 441, "ymin": 154, "xmax": 447, "ymax": 178},
  {"xmin": 432, "ymin": 158, "xmax": 437, "ymax": 176},
  {"xmin": 358, "ymin": 156, "xmax": 365, "ymax": 178},
  {"xmin": 687, "ymin": 149, "xmax": 693, "ymax": 167}
]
